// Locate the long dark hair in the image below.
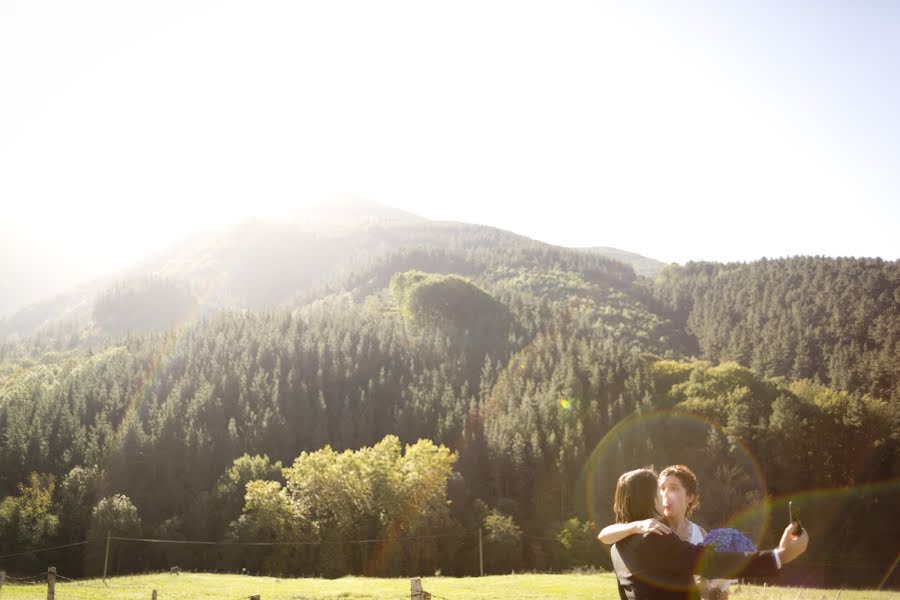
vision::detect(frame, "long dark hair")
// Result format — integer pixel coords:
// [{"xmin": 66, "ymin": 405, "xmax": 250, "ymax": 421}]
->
[{"xmin": 614, "ymin": 467, "xmax": 660, "ymax": 523}]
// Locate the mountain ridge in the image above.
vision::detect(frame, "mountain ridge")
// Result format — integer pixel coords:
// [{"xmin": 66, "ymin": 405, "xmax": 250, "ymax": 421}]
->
[{"xmin": 0, "ymin": 203, "xmax": 658, "ymax": 341}]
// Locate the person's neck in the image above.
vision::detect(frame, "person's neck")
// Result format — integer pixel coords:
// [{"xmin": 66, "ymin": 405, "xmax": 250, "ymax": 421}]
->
[{"xmin": 666, "ymin": 514, "xmax": 687, "ymax": 532}]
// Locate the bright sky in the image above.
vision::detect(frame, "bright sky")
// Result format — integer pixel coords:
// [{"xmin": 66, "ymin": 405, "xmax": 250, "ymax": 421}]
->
[{"xmin": 2, "ymin": 1, "xmax": 899, "ymax": 292}]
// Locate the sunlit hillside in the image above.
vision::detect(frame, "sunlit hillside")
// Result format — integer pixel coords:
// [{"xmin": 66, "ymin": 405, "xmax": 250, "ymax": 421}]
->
[
  {"xmin": 0, "ymin": 206, "xmax": 897, "ymax": 591},
  {"xmin": 0, "ymin": 201, "xmax": 659, "ymax": 342}
]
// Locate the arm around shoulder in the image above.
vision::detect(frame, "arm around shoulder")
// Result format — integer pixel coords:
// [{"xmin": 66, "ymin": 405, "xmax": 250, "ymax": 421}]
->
[
  {"xmin": 598, "ymin": 519, "xmax": 672, "ymax": 544},
  {"xmin": 598, "ymin": 522, "xmax": 638, "ymax": 545}
]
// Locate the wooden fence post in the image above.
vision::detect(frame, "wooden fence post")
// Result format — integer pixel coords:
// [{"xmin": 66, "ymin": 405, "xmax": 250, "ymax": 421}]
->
[
  {"xmin": 152, "ymin": 590, "xmax": 158, "ymax": 600},
  {"xmin": 879, "ymin": 555, "xmax": 899, "ymax": 591},
  {"xmin": 47, "ymin": 566, "xmax": 56, "ymax": 600},
  {"xmin": 410, "ymin": 577, "xmax": 431, "ymax": 600},
  {"xmin": 478, "ymin": 527, "xmax": 484, "ymax": 577},
  {"xmin": 103, "ymin": 531, "xmax": 111, "ymax": 584}
]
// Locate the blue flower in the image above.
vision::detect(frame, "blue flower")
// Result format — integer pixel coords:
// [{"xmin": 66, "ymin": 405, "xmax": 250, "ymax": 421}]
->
[{"xmin": 701, "ymin": 528, "xmax": 757, "ymax": 553}]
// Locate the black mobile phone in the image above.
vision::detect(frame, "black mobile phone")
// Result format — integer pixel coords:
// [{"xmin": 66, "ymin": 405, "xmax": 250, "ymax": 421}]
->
[{"xmin": 789, "ymin": 501, "xmax": 804, "ymax": 536}]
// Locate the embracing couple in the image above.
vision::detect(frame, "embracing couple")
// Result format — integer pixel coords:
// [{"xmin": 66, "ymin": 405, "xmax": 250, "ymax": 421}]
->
[{"xmin": 598, "ymin": 465, "xmax": 809, "ymax": 600}]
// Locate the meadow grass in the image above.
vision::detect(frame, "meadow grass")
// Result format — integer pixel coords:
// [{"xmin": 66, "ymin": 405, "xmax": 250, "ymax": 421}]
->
[{"xmin": 0, "ymin": 572, "xmax": 894, "ymax": 599}]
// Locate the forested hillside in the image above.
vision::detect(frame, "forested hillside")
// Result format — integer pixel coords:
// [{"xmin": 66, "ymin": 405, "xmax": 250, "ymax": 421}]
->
[
  {"xmin": 0, "ymin": 211, "xmax": 662, "ymax": 343},
  {"xmin": 0, "ymin": 227, "xmax": 897, "ymax": 588},
  {"xmin": 655, "ymin": 257, "xmax": 900, "ymax": 401}
]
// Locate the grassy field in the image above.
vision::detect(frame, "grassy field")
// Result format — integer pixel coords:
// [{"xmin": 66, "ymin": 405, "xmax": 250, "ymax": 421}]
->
[{"xmin": 0, "ymin": 572, "xmax": 895, "ymax": 600}]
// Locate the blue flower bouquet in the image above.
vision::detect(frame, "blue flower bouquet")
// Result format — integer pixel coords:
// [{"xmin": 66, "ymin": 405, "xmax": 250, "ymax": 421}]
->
[{"xmin": 701, "ymin": 528, "xmax": 757, "ymax": 597}]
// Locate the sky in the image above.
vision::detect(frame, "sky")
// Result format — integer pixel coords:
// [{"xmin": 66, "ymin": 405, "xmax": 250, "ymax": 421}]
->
[{"xmin": 2, "ymin": 0, "xmax": 899, "ymax": 305}]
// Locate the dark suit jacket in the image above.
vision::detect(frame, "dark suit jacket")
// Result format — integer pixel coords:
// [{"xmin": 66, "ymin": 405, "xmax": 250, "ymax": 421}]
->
[{"xmin": 611, "ymin": 532, "xmax": 779, "ymax": 600}]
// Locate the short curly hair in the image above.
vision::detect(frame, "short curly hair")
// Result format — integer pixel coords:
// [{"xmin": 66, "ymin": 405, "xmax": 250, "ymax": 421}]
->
[{"xmin": 659, "ymin": 464, "xmax": 700, "ymax": 518}]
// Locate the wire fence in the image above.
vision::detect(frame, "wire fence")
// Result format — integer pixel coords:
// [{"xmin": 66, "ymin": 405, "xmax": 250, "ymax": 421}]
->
[
  {"xmin": 0, "ymin": 568, "xmax": 893, "ymax": 600},
  {"xmin": 0, "ymin": 536, "xmax": 896, "ymax": 599},
  {"xmin": 0, "ymin": 568, "xmax": 432, "ymax": 600},
  {"xmin": 0, "ymin": 541, "xmax": 89, "ymax": 560},
  {"xmin": 107, "ymin": 532, "xmax": 454, "ymax": 547},
  {"xmin": 0, "ymin": 533, "xmax": 892, "ymax": 572}
]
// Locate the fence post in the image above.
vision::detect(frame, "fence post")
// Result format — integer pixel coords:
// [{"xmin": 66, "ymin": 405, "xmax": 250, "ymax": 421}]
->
[
  {"xmin": 47, "ymin": 566, "xmax": 56, "ymax": 600},
  {"xmin": 152, "ymin": 591, "xmax": 158, "ymax": 600},
  {"xmin": 410, "ymin": 577, "xmax": 431, "ymax": 600},
  {"xmin": 478, "ymin": 527, "xmax": 484, "ymax": 577},
  {"xmin": 103, "ymin": 530, "xmax": 111, "ymax": 583},
  {"xmin": 879, "ymin": 555, "xmax": 898, "ymax": 590}
]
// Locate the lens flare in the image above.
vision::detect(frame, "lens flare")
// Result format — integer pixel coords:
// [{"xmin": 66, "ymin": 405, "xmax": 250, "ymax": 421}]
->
[
  {"xmin": 580, "ymin": 409, "xmax": 768, "ymax": 590},
  {"xmin": 580, "ymin": 408, "xmax": 900, "ymax": 589},
  {"xmin": 722, "ymin": 481, "xmax": 900, "ymax": 588},
  {"xmin": 581, "ymin": 409, "xmax": 767, "ymax": 525}
]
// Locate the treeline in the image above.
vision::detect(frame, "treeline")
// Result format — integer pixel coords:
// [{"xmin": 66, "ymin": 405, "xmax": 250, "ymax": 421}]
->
[
  {"xmin": 655, "ymin": 257, "xmax": 900, "ymax": 401},
  {"xmin": 0, "ymin": 253, "xmax": 897, "ymax": 586}
]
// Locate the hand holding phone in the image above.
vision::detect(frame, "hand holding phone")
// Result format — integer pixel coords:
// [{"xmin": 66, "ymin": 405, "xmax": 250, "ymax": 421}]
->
[{"xmin": 789, "ymin": 501, "xmax": 804, "ymax": 537}]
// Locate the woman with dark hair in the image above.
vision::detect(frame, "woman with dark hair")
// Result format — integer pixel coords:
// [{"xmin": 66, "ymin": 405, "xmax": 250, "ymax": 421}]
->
[
  {"xmin": 605, "ymin": 467, "xmax": 807, "ymax": 600},
  {"xmin": 599, "ymin": 465, "xmax": 716, "ymax": 598},
  {"xmin": 600, "ymin": 465, "xmax": 704, "ymax": 543}
]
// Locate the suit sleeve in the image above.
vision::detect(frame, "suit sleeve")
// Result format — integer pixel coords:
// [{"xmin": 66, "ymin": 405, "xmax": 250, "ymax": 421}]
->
[{"xmin": 641, "ymin": 533, "xmax": 780, "ymax": 580}]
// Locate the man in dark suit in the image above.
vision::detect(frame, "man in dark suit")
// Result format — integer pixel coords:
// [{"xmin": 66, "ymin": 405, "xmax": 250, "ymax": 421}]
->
[{"xmin": 610, "ymin": 468, "xmax": 808, "ymax": 600}]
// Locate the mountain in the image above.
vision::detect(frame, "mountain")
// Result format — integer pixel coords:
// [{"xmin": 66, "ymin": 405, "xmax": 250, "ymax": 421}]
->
[
  {"xmin": 0, "ymin": 201, "xmax": 658, "ymax": 342},
  {"xmin": 0, "ymin": 201, "xmax": 419, "ymax": 340},
  {"xmin": 0, "ymin": 212, "xmax": 896, "ymax": 585}
]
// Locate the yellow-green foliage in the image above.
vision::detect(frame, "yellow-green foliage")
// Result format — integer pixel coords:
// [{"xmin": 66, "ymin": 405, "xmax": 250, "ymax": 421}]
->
[
  {"xmin": 0, "ymin": 346, "xmax": 127, "ymax": 409},
  {"xmin": 234, "ymin": 435, "xmax": 457, "ymax": 577},
  {"xmin": 645, "ymin": 357, "xmax": 897, "ymax": 495},
  {"xmin": 0, "ymin": 472, "xmax": 59, "ymax": 547},
  {"xmin": 485, "ymin": 267, "xmax": 688, "ymax": 356},
  {"xmin": 647, "ymin": 359, "xmax": 695, "ymax": 405},
  {"xmin": 662, "ymin": 361, "xmax": 780, "ymax": 423},
  {"xmin": 485, "ymin": 266, "xmax": 594, "ymax": 300},
  {"xmin": 652, "ymin": 359, "xmax": 894, "ymax": 448},
  {"xmin": 282, "ymin": 435, "xmax": 455, "ymax": 538}
]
